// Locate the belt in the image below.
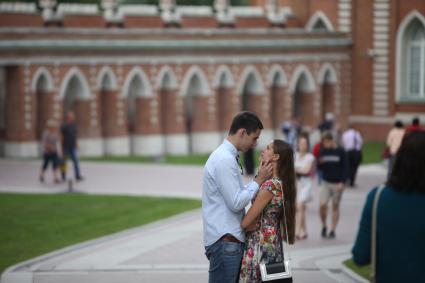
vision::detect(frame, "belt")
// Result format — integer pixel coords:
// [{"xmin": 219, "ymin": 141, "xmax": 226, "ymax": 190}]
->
[{"xmin": 220, "ymin": 234, "xmax": 241, "ymax": 243}]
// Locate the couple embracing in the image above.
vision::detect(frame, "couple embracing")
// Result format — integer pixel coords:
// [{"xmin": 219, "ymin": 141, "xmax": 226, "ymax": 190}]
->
[{"xmin": 202, "ymin": 111, "xmax": 297, "ymax": 283}]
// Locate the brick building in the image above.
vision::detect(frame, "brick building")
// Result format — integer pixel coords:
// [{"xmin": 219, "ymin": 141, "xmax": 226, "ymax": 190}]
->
[{"xmin": 0, "ymin": 0, "xmax": 424, "ymax": 157}]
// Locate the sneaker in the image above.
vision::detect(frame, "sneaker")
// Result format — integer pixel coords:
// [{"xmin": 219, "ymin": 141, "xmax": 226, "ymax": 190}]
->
[
  {"xmin": 76, "ymin": 176, "xmax": 84, "ymax": 181},
  {"xmin": 321, "ymin": 227, "xmax": 327, "ymax": 238},
  {"xmin": 328, "ymin": 231, "xmax": 336, "ymax": 239}
]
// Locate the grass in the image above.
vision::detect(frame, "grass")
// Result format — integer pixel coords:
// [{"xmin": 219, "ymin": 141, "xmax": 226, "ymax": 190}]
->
[
  {"xmin": 0, "ymin": 193, "xmax": 201, "ymax": 274},
  {"xmin": 343, "ymin": 258, "xmax": 371, "ymax": 281},
  {"xmin": 361, "ymin": 141, "xmax": 386, "ymax": 165}
]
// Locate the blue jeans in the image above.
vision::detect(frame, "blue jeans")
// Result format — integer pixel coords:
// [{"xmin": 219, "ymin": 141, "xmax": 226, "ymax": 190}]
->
[
  {"xmin": 205, "ymin": 238, "xmax": 244, "ymax": 283},
  {"xmin": 63, "ymin": 148, "xmax": 82, "ymax": 179}
]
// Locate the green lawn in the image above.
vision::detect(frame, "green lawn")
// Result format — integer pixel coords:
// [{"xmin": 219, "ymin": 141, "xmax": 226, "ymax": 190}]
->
[
  {"xmin": 343, "ymin": 258, "xmax": 371, "ymax": 281},
  {"xmin": 0, "ymin": 193, "xmax": 201, "ymax": 274},
  {"xmin": 361, "ymin": 141, "xmax": 386, "ymax": 164}
]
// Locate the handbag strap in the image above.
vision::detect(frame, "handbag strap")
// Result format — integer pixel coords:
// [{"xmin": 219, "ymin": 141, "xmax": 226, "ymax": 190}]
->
[
  {"xmin": 257, "ymin": 178, "xmax": 290, "ymax": 262},
  {"xmin": 371, "ymin": 184, "xmax": 385, "ymax": 283}
]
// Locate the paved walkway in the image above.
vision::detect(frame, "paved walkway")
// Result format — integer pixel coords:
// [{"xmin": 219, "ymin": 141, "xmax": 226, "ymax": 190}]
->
[{"xmin": 0, "ymin": 159, "xmax": 386, "ymax": 283}]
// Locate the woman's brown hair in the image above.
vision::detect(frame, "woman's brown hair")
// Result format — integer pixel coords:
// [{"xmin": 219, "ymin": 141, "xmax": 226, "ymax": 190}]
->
[{"xmin": 273, "ymin": 139, "xmax": 297, "ymax": 244}]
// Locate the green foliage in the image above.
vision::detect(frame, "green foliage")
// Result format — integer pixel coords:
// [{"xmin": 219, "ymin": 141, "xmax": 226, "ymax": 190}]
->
[
  {"xmin": 0, "ymin": 193, "xmax": 200, "ymax": 273},
  {"xmin": 343, "ymin": 258, "xmax": 371, "ymax": 280},
  {"xmin": 361, "ymin": 141, "xmax": 386, "ymax": 164}
]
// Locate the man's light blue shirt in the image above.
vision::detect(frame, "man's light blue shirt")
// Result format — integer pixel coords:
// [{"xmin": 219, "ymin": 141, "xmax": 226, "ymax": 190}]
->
[{"xmin": 202, "ymin": 139, "xmax": 260, "ymax": 247}]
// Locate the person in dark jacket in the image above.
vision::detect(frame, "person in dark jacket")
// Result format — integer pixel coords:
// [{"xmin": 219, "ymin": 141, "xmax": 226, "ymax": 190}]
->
[
  {"xmin": 352, "ymin": 131, "xmax": 425, "ymax": 283},
  {"xmin": 317, "ymin": 131, "xmax": 347, "ymax": 239},
  {"xmin": 61, "ymin": 111, "xmax": 84, "ymax": 181}
]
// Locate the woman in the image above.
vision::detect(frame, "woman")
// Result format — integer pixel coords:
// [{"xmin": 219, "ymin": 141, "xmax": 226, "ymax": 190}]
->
[
  {"xmin": 239, "ymin": 140, "xmax": 296, "ymax": 282},
  {"xmin": 352, "ymin": 131, "xmax": 425, "ymax": 282},
  {"xmin": 294, "ymin": 134, "xmax": 315, "ymax": 240},
  {"xmin": 385, "ymin": 120, "xmax": 404, "ymax": 179},
  {"xmin": 39, "ymin": 120, "xmax": 61, "ymax": 183}
]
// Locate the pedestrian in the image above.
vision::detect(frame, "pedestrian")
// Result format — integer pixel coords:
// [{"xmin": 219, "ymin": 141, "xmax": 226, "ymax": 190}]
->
[
  {"xmin": 239, "ymin": 139, "xmax": 296, "ymax": 282},
  {"xmin": 317, "ymin": 131, "xmax": 347, "ymax": 239},
  {"xmin": 312, "ymin": 134, "xmax": 324, "ymax": 186},
  {"xmin": 60, "ymin": 111, "xmax": 84, "ymax": 181},
  {"xmin": 385, "ymin": 120, "xmax": 404, "ymax": 179},
  {"xmin": 39, "ymin": 120, "xmax": 61, "ymax": 183},
  {"xmin": 341, "ymin": 125, "xmax": 363, "ymax": 187},
  {"xmin": 294, "ymin": 134, "xmax": 315, "ymax": 240},
  {"xmin": 405, "ymin": 116, "xmax": 423, "ymax": 134},
  {"xmin": 202, "ymin": 111, "xmax": 273, "ymax": 283},
  {"xmin": 352, "ymin": 131, "xmax": 425, "ymax": 283}
]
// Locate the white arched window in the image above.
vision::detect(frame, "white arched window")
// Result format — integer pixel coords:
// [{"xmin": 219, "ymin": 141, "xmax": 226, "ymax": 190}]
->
[
  {"xmin": 406, "ymin": 24, "xmax": 425, "ymax": 98},
  {"xmin": 397, "ymin": 13, "xmax": 425, "ymax": 101}
]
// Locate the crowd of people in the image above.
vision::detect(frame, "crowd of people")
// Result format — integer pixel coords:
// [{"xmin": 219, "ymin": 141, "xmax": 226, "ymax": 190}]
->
[{"xmin": 39, "ymin": 111, "xmax": 84, "ymax": 184}]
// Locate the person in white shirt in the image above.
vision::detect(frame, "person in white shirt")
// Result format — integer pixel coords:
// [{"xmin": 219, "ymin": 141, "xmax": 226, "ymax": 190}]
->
[
  {"xmin": 341, "ymin": 125, "xmax": 363, "ymax": 187},
  {"xmin": 294, "ymin": 134, "xmax": 315, "ymax": 240},
  {"xmin": 202, "ymin": 111, "xmax": 272, "ymax": 283}
]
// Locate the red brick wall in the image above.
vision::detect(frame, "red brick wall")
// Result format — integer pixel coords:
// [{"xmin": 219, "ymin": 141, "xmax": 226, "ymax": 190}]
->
[{"xmin": 351, "ymin": 0, "xmax": 374, "ymax": 116}]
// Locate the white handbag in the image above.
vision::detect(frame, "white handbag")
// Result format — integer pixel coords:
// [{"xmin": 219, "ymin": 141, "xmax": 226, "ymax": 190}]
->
[{"xmin": 258, "ymin": 180, "xmax": 293, "ymax": 282}]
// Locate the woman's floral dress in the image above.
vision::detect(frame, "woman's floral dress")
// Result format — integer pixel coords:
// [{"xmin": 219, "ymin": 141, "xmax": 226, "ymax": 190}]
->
[{"xmin": 239, "ymin": 177, "xmax": 285, "ymax": 283}]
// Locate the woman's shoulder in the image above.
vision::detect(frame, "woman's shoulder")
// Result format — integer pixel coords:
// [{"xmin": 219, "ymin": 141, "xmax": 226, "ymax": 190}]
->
[{"xmin": 260, "ymin": 178, "xmax": 282, "ymax": 194}]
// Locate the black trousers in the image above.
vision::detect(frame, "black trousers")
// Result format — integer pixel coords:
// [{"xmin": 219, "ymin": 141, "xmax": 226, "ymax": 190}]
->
[{"xmin": 347, "ymin": 150, "xmax": 362, "ymax": 186}]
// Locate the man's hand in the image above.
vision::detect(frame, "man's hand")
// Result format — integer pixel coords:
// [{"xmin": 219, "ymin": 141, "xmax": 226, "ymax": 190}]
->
[{"xmin": 254, "ymin": 159, "xmax": 273, "ymax": 185}]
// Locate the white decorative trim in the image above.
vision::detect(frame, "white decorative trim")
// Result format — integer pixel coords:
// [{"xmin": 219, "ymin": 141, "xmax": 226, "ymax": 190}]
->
[
  {"xmin": 212, "ymin": 65, "xmax": 235, "ymax": 89},
  {"xmin": 31, "ymin": 67, "xmax": 54, "ymax": 93},
  {"xmin": 349, "ymin": 115, "xmax": 394, "ymax": 124},
  {"xmin": 78, "ymin": 138, "xmax": 104, "ymax": 157},
  {"xmin": 306, "ymin": 11, "xmax": 335, "ymax": 32},
  {"xmin": 130, "ymin": 135, "xmax": 164, "ymax": 156},
  {"xmin": 266, "ymin": 64, "xmax": 288, "ymax": 87},
  {"xmin": 338, "ymin": 0, "xmax": 352, "ymax": 32},
  {"xmin": 288, "ymin": 65, "xmax": 317, "ymax": 94},
  {"xmin": 230, "ymin": 6, "xmax": 264, "ymax": 17},
  {"xmin": 121, "ymin": 67, "xmax": 153, "ymax": 98},
  {"xmin": 0, "ymin": 2, "xmax": 36, "ymax": 14},
  {"xmin": 395, "ymin": 112, "xmax": 425, "ymax": 123},
  {"xmin": 396, "ymin": 11, "xmax": 425, "ymax": 102},
  {"xmin": 119, "ymin": 5, "xmax": 158, "ymax": 16},
  {"xmin": 155, "ymin": 65, "xmax": 178, "ymax": 90},
  {"xmin": 57, "ymin": 4, "xmax": 98, "ymax": 15},
  {"xmin": 164, "ymin": 134, "xmax": 189, "ymax": 155},
  {"xmin": 191, "ymin": 132, "xmax": 221, "ymax": 154},
  {"xmin": 4, "ymin": 141, "xmax": 38, "ymax": 158},
  {"xmin": 317, "ymin": 63, "xmax": 338, "ymax": 84},
  {"xmin": 372, "ymin": 0, "xmax": 391, "ymax": 116},
  {"xmin": 0, "ymin": 54, "xmax": 351, "ymax": 66},
  {"xmin": 176, "ymin": 6, "xmax": 213, "ymax": 17},
  {"xmin": 179, "ymin": 66, "xmax": 212, "ymax": 96},
  {"xmin": 237, "ymin": 65, "xmax": 266, "ymax": 95},
  {"xmin": 97, "ymin": 66, "xmax": 118, "ymax": 91},
  {"xmin": 103, "ymin": 136, "xmax": 130, "ymax": 156},
  {"xmin": 59, "ymin": 67, "xmax": 92, "ymax": 100}
]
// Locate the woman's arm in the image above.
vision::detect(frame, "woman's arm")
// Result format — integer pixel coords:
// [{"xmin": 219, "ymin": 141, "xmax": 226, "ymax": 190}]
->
[
  {"xmin": 241, "ymin": 189, "xmax": 274, "ymax": 229},
  {"xmin": 295, "ymin": 156, "xmax": 314, "ymax": 175}
]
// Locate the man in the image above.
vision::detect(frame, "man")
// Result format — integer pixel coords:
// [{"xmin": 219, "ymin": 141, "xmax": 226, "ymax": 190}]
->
[
  {"xmin": 318, "ymin": 131, "xmax": 347, "ymax": 239},
  {"xmin": 405, "ymin": 117, "xmax": 423, "ymax": 134},
  {"xmin": 61, "ymin": 111, "xmax": 84, "ymax": 181},
  {"xmin": 341, "ymin": 125, "xmax": 363, "ymax": 187},
  {"xmin": 202, "ymin": 111, "xmax": 272, "ymax": 283}
]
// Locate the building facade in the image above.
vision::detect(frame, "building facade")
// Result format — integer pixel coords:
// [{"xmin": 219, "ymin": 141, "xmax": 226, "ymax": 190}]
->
[{"xmin": 0, "ymin": 0, "xmax": 424, "ymax": 157}]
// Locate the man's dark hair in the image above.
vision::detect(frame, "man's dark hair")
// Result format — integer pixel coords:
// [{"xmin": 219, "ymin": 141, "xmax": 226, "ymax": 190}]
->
[
  {"xmin": 229, "ymin": 111, "xmax": 263, "ymax": 135},
  {"xmin": 412, "ymin": 117, "xmax": 420, "ymax": 126},
  {"xmin": 394, "ymin": 120, "xmax": 404, "ymax": 128},
  {"xmin": 387, "ymin": 131, "xmax": 425, "ymax": 193}
]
